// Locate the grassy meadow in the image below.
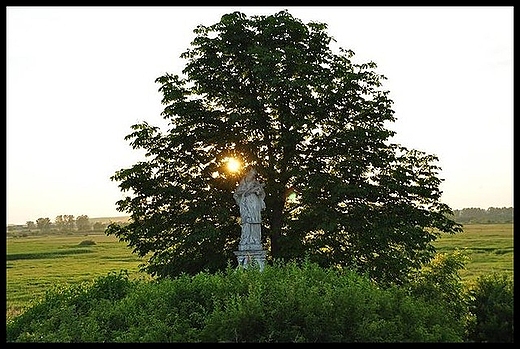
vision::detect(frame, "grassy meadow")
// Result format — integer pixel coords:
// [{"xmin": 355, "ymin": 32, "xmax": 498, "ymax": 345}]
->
[
  {"xmin": 6, "ymin": 223, "xmax": 513, "ymax": 322},
  {"xmin": 432, "ymin": 223, "xmax": 514, "ymax": 284},
  {"xmin": 6, "ymin": 232, "xmax": 149, "ymax": 321}
]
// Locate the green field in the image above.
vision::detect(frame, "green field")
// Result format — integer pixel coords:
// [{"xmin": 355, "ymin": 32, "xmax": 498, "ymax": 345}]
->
[
  {"xmin": 432, "ymin": 223, "xmax": 514, "ymax": 283},
  {"xmin": 6, "ymin": 232, "xmax": 149, "ymax": 321},
  {"xmin": 6, "ymin": 223, "xmax": 513, "ymax": 321}
]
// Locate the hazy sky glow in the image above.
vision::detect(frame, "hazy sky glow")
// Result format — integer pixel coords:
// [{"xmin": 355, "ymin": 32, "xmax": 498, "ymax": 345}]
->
[{"xmin": 6, "ymin": 6, "xmax": 513, "ymax": 225}]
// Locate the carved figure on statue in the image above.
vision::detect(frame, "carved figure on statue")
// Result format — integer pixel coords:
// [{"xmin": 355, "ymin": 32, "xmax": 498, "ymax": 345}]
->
[{"xmin": 233, "ymin": 168, "xmax": 266, "ymax": 250}]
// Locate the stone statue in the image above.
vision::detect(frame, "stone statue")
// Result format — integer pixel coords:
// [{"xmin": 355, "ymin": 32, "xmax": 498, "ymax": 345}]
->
[{"xmin": 233, "ymin": 168, "xmax": 265, "ymax": 250}]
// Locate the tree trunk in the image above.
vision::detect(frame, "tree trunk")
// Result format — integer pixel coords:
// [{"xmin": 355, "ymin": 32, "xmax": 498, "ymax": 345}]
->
[{"xmin": 268, "ymin": 194, "xmax": 284, "ymax": 260}]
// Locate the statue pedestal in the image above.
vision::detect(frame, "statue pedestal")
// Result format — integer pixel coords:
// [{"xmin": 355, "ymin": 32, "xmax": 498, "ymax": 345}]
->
[{"xmin": 234, "ymin": 248, "xmax": 267, "ymax": 271}]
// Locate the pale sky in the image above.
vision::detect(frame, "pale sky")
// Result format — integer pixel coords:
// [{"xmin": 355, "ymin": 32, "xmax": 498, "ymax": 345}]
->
[{"xmin": 6, "ymin": 6, "xmax": 513, "ymax": 225}]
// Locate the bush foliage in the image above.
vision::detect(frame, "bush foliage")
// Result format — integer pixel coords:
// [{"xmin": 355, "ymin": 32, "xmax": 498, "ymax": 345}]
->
[
  {"xmin": 6, "ymin": 261, "xmax": 513, "ymax": 343},
  {"xmin": 465, "ymin": 272, "xmax": 514, "ymax": 342}
]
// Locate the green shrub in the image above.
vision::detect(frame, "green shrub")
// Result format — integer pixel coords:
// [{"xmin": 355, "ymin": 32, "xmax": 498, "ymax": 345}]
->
[
  {"xmin": 78, "ymin": 240, "xmax": 96, "ymax": 246},
  {"xmin": 406, "ymin": 251, "xmax": 470, "ymax": 328},
  {"xmin": 6, "ymin": 270, "xmax": 135, "ymax": 342},
  {"xmin": 6, "ymin": 262, "xmax": 466, "ymax": 342},
  {"xmin": 465, "ymin": 273, "xmax": 514, "ymax": 342}
]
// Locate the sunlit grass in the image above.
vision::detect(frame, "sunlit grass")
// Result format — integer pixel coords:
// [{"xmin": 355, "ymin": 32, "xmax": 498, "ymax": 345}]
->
[
  {"xmin": 6, "ymin": 233, "xmax": 149, "ymax": 321},
  {"xmin": 433, "ymin": 223, "xmax": 513, "ymax": 285}
]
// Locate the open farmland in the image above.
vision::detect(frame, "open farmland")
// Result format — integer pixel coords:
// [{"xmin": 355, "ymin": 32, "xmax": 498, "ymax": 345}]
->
[
  {"xmin": 6, "ymin": 223, "xmax": 513, "ymax": 321},
  {"xmin": 6, "ymin": 232, "xmax": 149, "ymax": 321},
  {"xmin": 432, "ymin": 223, "xmax": 513, "ymax": 284}
]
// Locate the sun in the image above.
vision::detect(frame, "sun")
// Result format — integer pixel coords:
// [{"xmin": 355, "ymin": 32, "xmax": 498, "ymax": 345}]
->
[{"xmin": 226, "ymin": 157, "xmax": 241, "ymax": 173}]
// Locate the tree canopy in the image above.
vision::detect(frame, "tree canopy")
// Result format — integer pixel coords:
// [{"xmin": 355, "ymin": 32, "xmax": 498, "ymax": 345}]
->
[{"xmin": 107, "ymin": 10, "xmax": 462, "ymax": 285}]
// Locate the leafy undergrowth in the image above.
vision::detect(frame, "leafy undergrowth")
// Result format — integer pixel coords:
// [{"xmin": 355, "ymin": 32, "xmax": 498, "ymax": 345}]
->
[{"xmin": 6, "ymin": 261, "xmax": 513, "ymax": 342}]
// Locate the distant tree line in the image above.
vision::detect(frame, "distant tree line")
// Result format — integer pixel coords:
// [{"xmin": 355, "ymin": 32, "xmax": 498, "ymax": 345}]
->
[
  {"xmin": 448, "ymin": 207, "xmax": 513, "ymax": 224},
  {"xmin": 22, "ymin": 206, "xmax": 511, "ymax": 230},
  {"xmin": 7, "ymin": 207, "xmax": 513, "ymax": 234},
  {"xmin": 7, "ymin": 215, "xmax": 109, "ymax": 234}
]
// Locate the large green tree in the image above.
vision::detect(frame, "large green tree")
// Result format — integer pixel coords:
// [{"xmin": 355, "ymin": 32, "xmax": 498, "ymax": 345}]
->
[{"xmin": 107, "ymin": 10, "xmax": 462, "ymax": 284}]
